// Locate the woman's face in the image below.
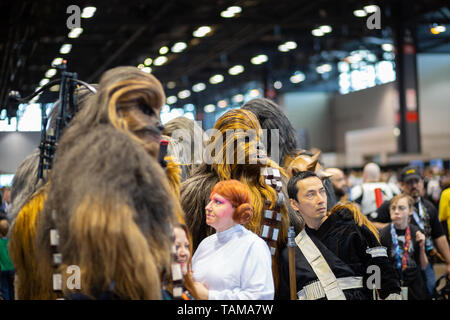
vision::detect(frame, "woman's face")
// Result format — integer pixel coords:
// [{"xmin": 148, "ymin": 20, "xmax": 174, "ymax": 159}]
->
[
  {"xmin": 205, "ymin": 193, "xmax": 236, "ymax": 232},
  {"xmin": 174, "ymin": 227, "xmax": 190, "ymax": 275}
]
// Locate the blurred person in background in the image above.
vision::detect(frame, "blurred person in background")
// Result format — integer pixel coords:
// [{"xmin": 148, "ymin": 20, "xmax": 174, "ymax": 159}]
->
[
  {"xmin": 324, "ymin": 167, "xmax": 349, "ymax": 202},
  {"xmin": 351, "ymin": 163, "xmax": 398, "ymax": 220},
  {"xmin": 0, "ymin": 219, "xmax": 15, "ymax": 300}
]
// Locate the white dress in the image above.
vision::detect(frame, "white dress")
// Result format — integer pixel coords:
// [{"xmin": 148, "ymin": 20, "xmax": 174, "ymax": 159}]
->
[{"xmin": 192, "ymin": 224, "xmax": 274, "ymax": 300}]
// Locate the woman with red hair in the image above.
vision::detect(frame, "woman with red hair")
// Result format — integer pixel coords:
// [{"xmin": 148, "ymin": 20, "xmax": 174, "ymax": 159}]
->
[{"xmin": 191, "ymin": 179, "xmax": 274, "ymax": 300}]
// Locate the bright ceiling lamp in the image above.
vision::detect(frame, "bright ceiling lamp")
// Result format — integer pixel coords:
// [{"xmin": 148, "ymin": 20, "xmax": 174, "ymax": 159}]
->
[
  {"xmin": 45, "ymin": 68, "xmax": 57, "ymax": 78},
  {"xmin": 311, "ymin": 28, "xmax": 324, "ymax": 37},
  {"xmin": 39, "ymin": 79, "xmax": 50, "ymax": 86},
  {"xmin": 316, "ymin": 64, "xmax": 332, "ymax": 74},
  {"xmin": 192, "ymin": 82, "xmax": 206, "ymax": 92},
  {"xmin": 144, "ymin": 58, "xmax": 153, "ymax": 66},
  {"xmin": 209, "ymin": 74, "xmax": 224, "ymax": 84},
  {"xmin": 171, "ymin": 42, "xmax": 187, "ymax": 53},
  {"xmin": 159, "ymin": 46, "xmax": 169, "ymax": 55},
  {"xmin": 52, "ymin": 57, "xmax": 63, "ymax": 65},
  {"xmin": 178, "ymin": 90, "xmax": 191, "ymax": 99},
  {"xmin": 193, "ymin": 26, "xmax": 212, "ymax": 37},
  {"xmin": 353, "ymin": 9, "xmax": 367, "ymax": 17},
  {"xmin": 319, "ymin": 25, "xmax": 332, "ymax": 33},
  {"xmin": 59, "ymin": 44, "xmax": 72, "ymax": 54},
  {"xmin": 363, "ymin": 5, "xmax": 378, "ymax": 13},
  {"xmin": 204, "ymin": 104, "xmax": 216, "ymax": 113},
  {"xmin": 250, "ymin": 54, "xmax": 268, "ymax": 65},
  {"xmin": 68, "ymin": 27, "xmax": 83, "ymax": 38},
  {"xmin": 153, "ymin": 56, "xmax": 168, "ymax": 66},
  {"xmin": 167, "ymin": 96, "xmax": 177, "ymax": 104},
  {"xmin": 228, "ymin": 65, "xmax": 244, "ymax": 75},
  {"xmin": 290, "ymin": 72, "xmax": 305, "ymax": 83},
  {"xmin": 81, "ymin": 6, "xmax": 96, "ymax": 18},
  {"xmin": 381, "ymin": 43, "xmax": 394, "ymax": 52}
]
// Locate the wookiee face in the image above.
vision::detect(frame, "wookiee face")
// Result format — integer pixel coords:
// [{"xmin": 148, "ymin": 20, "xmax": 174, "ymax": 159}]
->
[{"xmin": 117, "ymin": 98, "xmax": 164, "ymax": 159}]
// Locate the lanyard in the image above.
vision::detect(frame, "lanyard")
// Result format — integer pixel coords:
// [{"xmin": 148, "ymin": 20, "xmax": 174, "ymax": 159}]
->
[{"xmin": 390, "ymin": 223, "xmax": 411, "ymax": 272}]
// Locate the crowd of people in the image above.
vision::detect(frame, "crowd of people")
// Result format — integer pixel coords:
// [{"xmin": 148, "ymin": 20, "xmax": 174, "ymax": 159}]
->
[{"xmin": 0, "ymin": 66, "xmax": 449, "ymax": 301}]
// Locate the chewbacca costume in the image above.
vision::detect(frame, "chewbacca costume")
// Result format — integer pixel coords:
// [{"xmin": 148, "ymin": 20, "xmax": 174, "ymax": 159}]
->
[
  {"xmin": 181, "ymin": 109, "xmax": 303, "ymax": 295},
  {"xmin": 9, "ymin": 87, "xmax": 95, "ymax": 299},
  {"xmin": 11, "ymin": 66, "xmax": 182, "ymax": 299}
]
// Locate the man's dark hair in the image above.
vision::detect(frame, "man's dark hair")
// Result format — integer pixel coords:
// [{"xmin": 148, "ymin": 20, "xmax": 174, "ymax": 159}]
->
[{"xmin": 287, "ymin": 171, "xmax": 319, "ymax": 200}]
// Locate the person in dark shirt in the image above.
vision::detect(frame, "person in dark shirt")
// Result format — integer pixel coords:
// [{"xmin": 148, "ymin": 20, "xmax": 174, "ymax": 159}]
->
[
  {"xmin": 371, "ymin": 166, "xmax": 450, "ymax": 294},
  {"xmin": 380, "ymin": 194, "xmax": 430, "ymax": 300},
  {"xmin": 281, "ymin": 171, "xmax": 401, "ymax": 300}
]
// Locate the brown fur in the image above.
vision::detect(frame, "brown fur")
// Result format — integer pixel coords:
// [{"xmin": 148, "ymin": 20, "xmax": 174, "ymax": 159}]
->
[{"xmin": 37, "ymin": 126, "xmax": 177, "ymax": 299}]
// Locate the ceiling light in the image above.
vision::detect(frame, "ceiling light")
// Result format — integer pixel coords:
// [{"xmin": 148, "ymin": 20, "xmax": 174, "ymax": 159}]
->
[
  {"xmin": 250, "ymin": 54, "xmax": 268, "ymax": 65},
  {"xmin": 217, "ymin": 100, "xmax": 228, "ymax": 108},
  {"xmin": 193, "ymin": 26, "xmax": 212, "ymax": 38},
  {"xmin": 59, "ymin": 44, "xmax": 72, "ymax": 54},
  {"xmin": 167, "ymin": 81, "xmax": 176, "ymax": 89},
  {"xmin": 68, "ymin": 27, "xmax": 83, "ymax": 38},
  {"xmin": 204, "ymin": 104, "xmax": 216, "ymax": 113},
  {"xmin": 364, "ymin": 5, "xmax": 378, "ymax": 13},
  {"xmin": 39, "ymin": 79, "xmax": 50, "ymax": 86},
  {"xmin": 274, "ymin": 81, "xmax": 282, "ymax": 89},
  {"xmin": 45, "ymin": 68, "xmax": 57, "ymax": 78},
  {"xmin": 162, "ymin": 105, "xmax": 171, "ymax": 113},
  {"xmin": 81, "ymin": 6, "xmax": 96, "ymax": 18},
  {"xmin": 435, "ymin": 25, "xmax": 446, "ymax": 33},
  {"xmin": 290, "ymin": 72, "xmax": 305, "ymax": 83},
  {"xmin": 209, "ymin": 74, "xmax": 224, "ymax": 84},
  {"xmin": 353, "ymin": 9, "xmax": 367, "ymax": 17},
  {"xmin": 192, "ymin": 82, "xmax": 206, "ymax": 92},
  {"xmin": 171, "ymin": 42, "xmax": 187, "ymax": 53},
  {"xmin": 381, "ymin": 43, "xmax": 394, "ymax": 52},
  {"xmin": 159, "ymin": 46, "xmax": 169, "ymax": 55},
  {"xmin": 178, "ymin": 90, "xmax": 191, "ymax": 99},
  {"xmin": 167, "ymin": 96, "xmax": 177, "ymax": 104},
  {"xmin": 228, "ymin": 6, "xmax": 242, "ymax": 14},
  {"xmin": 153, "ymin": 56, "xmax": 168, "ymax": 66},
  {"xmin": 249, "ymin": 89, "xmax": 260, "ymax": 97},
  {"xmin": 144, "ymin": 58, "xmax": 153, "ymax": 66},
  {"xmin": 316, "ymin": 64, "xmax": 332, "ymax": 74},
  {"xmin": 319, "ymin": 25, "xmax": 332, "ymax": 33},
  {"xmin": 220, "ymin": 10, "xmax": 235, "ymax": 18},
  {"xmin": 232, "ymin": 94, "xmax": 244, "ymax": 103},
  {"xmin": 285, "ymin": 41, "xmax": 297, "ymax": 49},
  {"xmin": 278, "ymin": 44, "xmax": 289, "ymax": 52},
  {"xmin": 184, "ymin": 104, "xmax": 195, "ymax": 112},
  {"xmin": 311, "ymin": 28, "xmax": 324, "ymax": 37},
  {"xmin": 228, "ymin": 65, "xmax": 244, "ymax": 75},
  {"xmin": 52, "ymin": 57, "xmax": 63, "ymax": 66},
  {"xmin": 142, "ymin": 67, "xmax": 152, "ymax": 73}
]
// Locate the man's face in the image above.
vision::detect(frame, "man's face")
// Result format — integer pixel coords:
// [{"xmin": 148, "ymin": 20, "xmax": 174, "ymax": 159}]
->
[
  {"xmin": 330, "ymin": 170, "xmax": 347, "ymax": 196},
  {"xmin": 290, "ymin": 177, "xmax": 327, "ymax": 224},
  {"xmin": 401, "ymin": 177, "xmax": 424, "ymax": 201}
]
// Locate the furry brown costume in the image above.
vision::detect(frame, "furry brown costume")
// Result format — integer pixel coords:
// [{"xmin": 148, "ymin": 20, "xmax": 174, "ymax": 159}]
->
[
  {"xmin": 242, "ymin": 98, "xmax": 298, "ymax": 169},
  {"xmin": 180, "ymin": 108, "xmax": 303, "ymax": 294},
  {"xmin": 38, "ymin": 126, "xmax": 177, "ymax": 299},
  {"xmin": 163, "ymin": 116, "xmax": 207, "ymax": 181},
  {"xmin": 34, "ymin": 66, "xmax": 181, "ymax": 299},
  {"xmin": 9, "ymin": 87, "xmax": 96, "ymax": 300}
]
